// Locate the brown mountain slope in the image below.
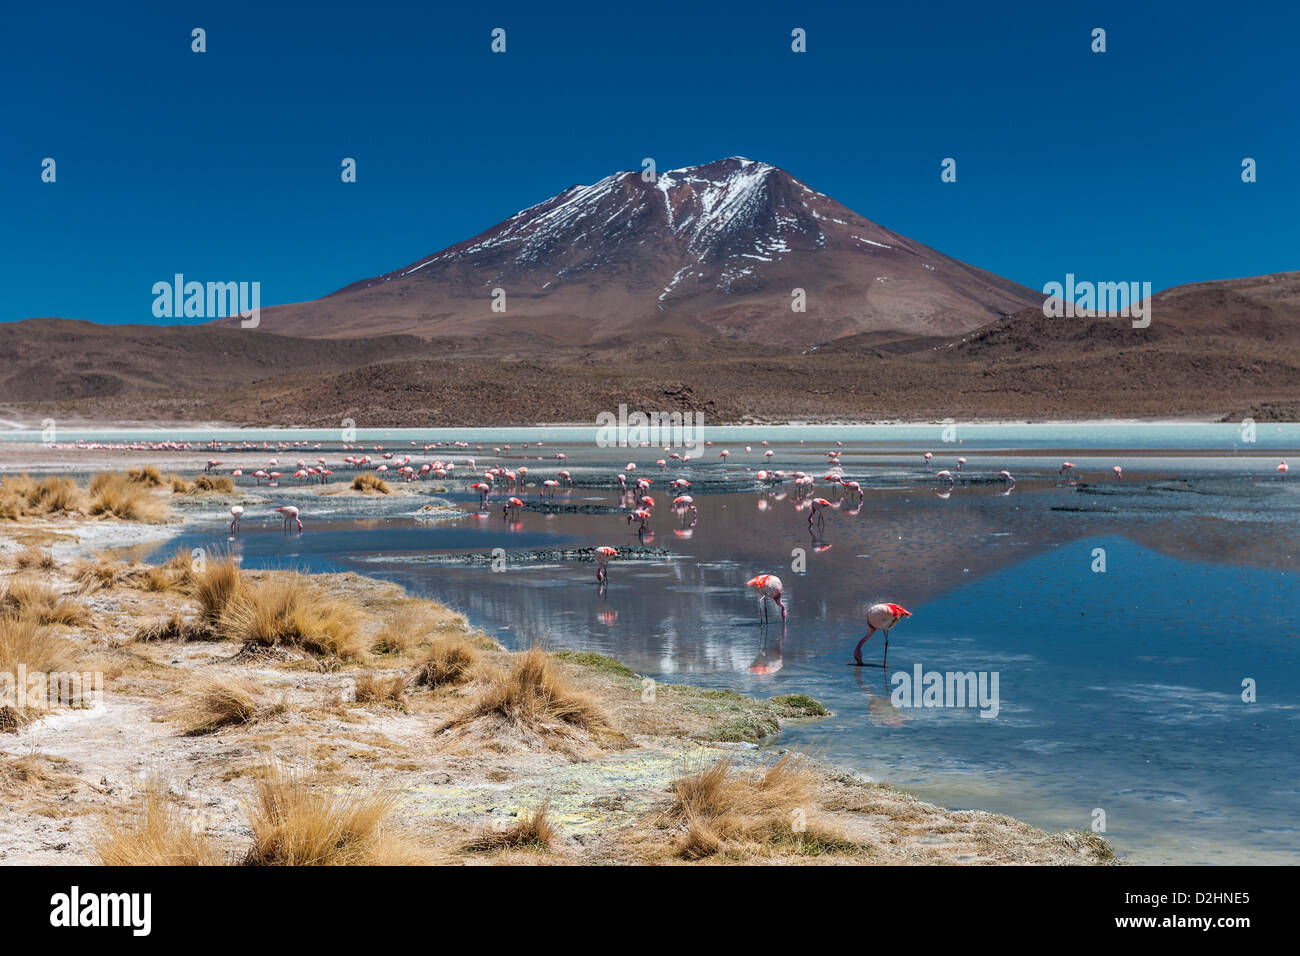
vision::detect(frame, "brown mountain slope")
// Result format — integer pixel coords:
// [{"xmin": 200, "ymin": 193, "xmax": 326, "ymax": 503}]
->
[{"xmin": 228, "ymin": 157, "xmax": 1039, "ymax": 347}]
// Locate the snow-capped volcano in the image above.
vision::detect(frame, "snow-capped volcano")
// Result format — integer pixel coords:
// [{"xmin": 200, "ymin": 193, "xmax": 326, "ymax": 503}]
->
[{"xmin": 247, "ymin": 157, "xmax": 1039, "ymax": 346}]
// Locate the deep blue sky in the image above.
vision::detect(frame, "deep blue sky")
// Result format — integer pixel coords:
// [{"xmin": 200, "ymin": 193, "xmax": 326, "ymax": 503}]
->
[{"xmin": 3, "ymin": 1, "xmax": 1296, "ymax": 325}]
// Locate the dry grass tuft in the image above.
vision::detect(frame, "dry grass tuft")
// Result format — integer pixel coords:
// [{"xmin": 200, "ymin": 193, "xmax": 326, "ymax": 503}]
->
[
  {"xmin": 465, "ymin": 799, "xmax": 556, "ymax": 852},
  {"xmin": 439, "ymin": 647, "xmax": 608, "ymax": 743},
  {"xmin": 193, "ymin": 552, "xmax": 244, "ymax": 623},
  {"xmin": 86, "ymin": 472, "xmax": 170, "ymax": 522},
  {"xmin": 185, "ymin": 675, "xmax": 283, "ymax": 734},
  {"xmin": 126, "ymin": 465, "xmax": 164, "ymax": 487},
  {"xmin": 354, "ymin": 671, "xmax": 409, "ymax": 707},
  {"xmin": 0, "ymin": 474, "xmax": 84, "ymax": 520},
  {"xmin": 665, "ymin": 752, "xmax": 855, "ymax": 859},
  {"xmin": 191, "ymin": 474, "xmax": 234, "ymax": 494},
  {"xmin": 73, "ymin": 556, "xmax": 122, "ymax": 594},
  {"xmin": 13, "ymin": 546, "xmax": 56, "ymax": 571},
  {"xmin": 414, "ymin": 635, "xmax": 478, "ymax": 687},
  {"xmin": 219, "ymin": 575, "xmax": 362, "ymax": 660},
  {"xmin": 133, "ymin": 612, "xmax": 219, "ymax": 643},
  {"xmin": 0, "ymin": 577, "xmax": 89, "ymax": 626},
  {"xmin": 351, "ymin": 473, "xmax": 391, "ymax": 494},
  {"xmin": 0, "ymin": 615, "xmax": 74, "ymax": 731},
  {"xmin": 242, "ymin": 763, "xmax": 417, "ymax": 865},
  {"xmin": 93, "ymin": 777, "xmax": 219, "ymax": 865}
]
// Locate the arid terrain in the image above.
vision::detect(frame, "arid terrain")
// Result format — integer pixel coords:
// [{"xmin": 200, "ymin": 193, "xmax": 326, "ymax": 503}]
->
[
  {"xmin": 4, "ymin": 272, "xmax": 1300, "ymax": 426},
  {"xmin": 0, "ymin": 471, "xmax": 1115, "ymax": 865}
]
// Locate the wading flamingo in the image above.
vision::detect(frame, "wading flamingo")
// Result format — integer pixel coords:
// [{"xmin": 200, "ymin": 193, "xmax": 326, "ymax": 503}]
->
[
  {"xmin": 997, "ymin": 470, "xmax": 1016, "ymax": 489},
  {"xmin": 923, "ymin": 452, "xmax": 933, "ymax": 469},
  {"xmin": 1060, "ymin": 461, "xmax": 1076, "ymax": 476},
  {"xmin": 746, "ymin": 574, "xmax": 786, "ymax": 624},
  {"xmin": 808, "ymin": 497, "xmax": 833, "ymax": 532},
  {"xmin": 595, "ymin": 546, "xmax": 616, "ymax": 584},
  {"xmin": 503, "ymin": 496, "xmax": 523, "ymax": 519},
  {"xmin": 275, "ymin": 505, "xmax": 302, "ymax": 532},
  {"xmin": 854, "ymin": 603, "xmax": 912, "ymax": 666},
  {"xmin": 229, "ymin": 505, "xmax": 244, "ymax": 534},
  {"xmin": 1278, "ymin": 461, "xmax": 1288, "ymax": 474},
  {"xmin": 1113, "ymin": 465, "xmax": 1123, "ymax": 480},
  {"xmin": 627, "ymin": 508, "xmax": 652, "ymax": 533},
  {"xmin": 935, "ymin": 469, "xmax": 954, "ymax": 486},
  {"xmin": 470, "ymin": 481, "xmax": 491, "ymax": 506}
]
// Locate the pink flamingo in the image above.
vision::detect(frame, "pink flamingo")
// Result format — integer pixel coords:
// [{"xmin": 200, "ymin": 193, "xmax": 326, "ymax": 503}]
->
[
  {"xmin": 746, "ymin": 574, "xmax": 786, "ymax": 624},
  {"xmin": 854, "ymin": 603, "xmax": 912, "ymax": 666},
  {"xmin": 935, "ymin": 469, "xmax": 954, "ymax": 486},
  {"xmin": 997, "ymin": 470, "xmax": 1016, "ymax": 489},
  {"xmin": 275, "ymin": 505, "xmax": 302, "ymax": 532},
  {"xmin": 1277, "ymin": 461, "xmax": 1288, "ymax": 474},
  {"xmin": 229, "ymin": 505, "xmax": 244, "ymax": 534},
  {"xmin": 808, "ymin": 497, "xmax": 833, "ymax": 532},
  {"xmin": 503, "ymin": 496, "xmax": 523, "ymax": 519},
  {"xmin": 1113, "ymin": 465, "xmax": 1123, "ymax": 480},
  {"xmin": 470, "ymin": 481, "xmax": 491, "ymax": 506},
  {"xmin": 627, "ymin": 508, "xmax": 652, "ymax": 532},
  {"xmin": 595, "ymin": 546, "xmax": 616, "ymax": 584},
  {"xmin": 1059, "ymin": 461, "xmax": 1076, "ymax": 476},
  {"xmin": 923, "ymin": 452, "xmax": 933, "ymax": 469},
  {"xmin": 956, "ymin": 457, "xmax": 967, "ymax": 472}
]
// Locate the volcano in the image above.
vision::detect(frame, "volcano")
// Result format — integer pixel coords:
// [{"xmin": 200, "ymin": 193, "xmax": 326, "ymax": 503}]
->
[{"xmin": 241, "ymin": 157, "xmax": 1039, "ymax": 347}]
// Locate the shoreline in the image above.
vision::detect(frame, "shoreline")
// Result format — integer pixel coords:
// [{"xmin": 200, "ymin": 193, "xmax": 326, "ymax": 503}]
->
[{"xmin": 0, "ymin": 497, "xmax": 1116, "ymax": 866}]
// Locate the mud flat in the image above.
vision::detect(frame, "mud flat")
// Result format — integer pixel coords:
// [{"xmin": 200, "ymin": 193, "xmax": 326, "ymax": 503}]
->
[{"xmin": 0, "ymin": 486, "xmax": 1116, "ymax": 865}]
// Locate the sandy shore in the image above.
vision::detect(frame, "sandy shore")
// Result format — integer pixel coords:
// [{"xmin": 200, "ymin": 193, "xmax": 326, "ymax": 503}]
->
[{"xmin": 0, "ymin": 481, "xmax": 1117, "ymax": 866}]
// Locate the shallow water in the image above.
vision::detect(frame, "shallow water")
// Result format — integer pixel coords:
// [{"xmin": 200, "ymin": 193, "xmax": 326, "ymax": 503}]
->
[{"xmin": 134, "ymin": 432, "xmax": 1300, "ymax": 865}]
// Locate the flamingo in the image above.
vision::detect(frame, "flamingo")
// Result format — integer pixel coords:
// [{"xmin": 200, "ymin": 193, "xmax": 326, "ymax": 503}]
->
[
  {"xmin": 557, "ymin": 470, "xmax": 573, "ymax": 487},
  {"xmin": 956, "ymin": 457, "xmax": 967, "ymax": 472},
  {"xmin": 997, "ymin": 470, "xmax": 1016, "ymax": 489},
  {"xmin": 923, "ymin": 452, "xmax": 933, "ymax": 469},
  {"xmin": 541, "ymin": 479, "xmax": 560, "ymax": 499},
  {"xmin": 1113, "ymin": 465, "xmax": 1123, "ymax": 480},
  {"xmin": 746, "ymin": 574, "xmax": 786, "ymax": 624},
  {"xmin": 470, "ymin": 481, "xmax": 491, "ymax": 506},
  {"xmin": 935, "ymin": 469, "xmax": 954, "ymax": 486},
  {"xmin": 627, "ymin": 508, "xmax": 652, "ymax": 532},
  {"xmin": 595, "ymin": 546, "xmax": 616, "ymax": 584},
  {"xmin": 1059, "ymin": 461, "xmax": 1076, "ymax": 476},
  {"xmin": 853, "ymin": 603, "xmax": 912, "ymax": 666},
  {"xmin": 808, "ymin": 497, "xmax": 833, "ymax": 532},
  {"xmin": 229, "ymin": 505, "xmax": 244, "ymax": 534},
  {"xmin": 503, "ymin": 496, "xmax": 524, "ymax": 519},
  {"xmin": 1278, "ymin": 461, "xmax": 1288, "ymax": 474},
  {"xmin": 275, "ymin": 505, "xmax": 302, "ymax": 532}
]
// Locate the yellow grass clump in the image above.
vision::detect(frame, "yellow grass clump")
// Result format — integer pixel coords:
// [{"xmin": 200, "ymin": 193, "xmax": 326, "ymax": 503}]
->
[
  {"xmin": 73, "ymin": 556, "xmax": 122, "ymax": 594},
  {"xmin": 666, "ymin": 752, "xmax": 857, "ymax": 859},
  {"xmin": 12, "ymin": 546, "xmax": 56, "ymax": 571},
  {"xmin": 414, "ymin": 635, "xmax": 478, "ymax": 687},
  {"xmin": 242, "ymin": 764, "xmax": 417, "ymax": 865},
  {"xmin": 0, "ymin": 577, "xmax": 89, "ymax": 626},
  {"xmin": 351, "ymin": 473, "xmax": 391, "ymax": 494},
  {"xmin": 219, "ymin": 575, "xmax": 362, "ymax": 659},
  {"xmin": 86, "ymin": 473, "xmax": 170, "ymax": 522},
  {"xmin": 440, "ymin": 647, "xmax": 608, "ymax": 743},
  {"xmin": 0, "ymin": 614, "xmax": 74, "ymax": 731},
  {"xmin": 185, "ymin": 675, "xmax": 283, "ymax": 734},
  {"xmin": 465, "ymin": 799, "xmax": 556, "ymax": 852},
  {"xmin": 126, "ymin": 465, "xmax": 164, "ymax": 487},
  {"xmin": 354, "ymin": 671, "xmax": 409, "ymax": 707},
  {"xmin": 193, "ymin": 552, "xmax": 245, "ymax": 623},
  {"xmin": 93, "ymin": 777, "xmax": 219, "ymax": 866},
  {"xmin": 0, "ymin": 474, "xmax": 83, "ymax": 520}
]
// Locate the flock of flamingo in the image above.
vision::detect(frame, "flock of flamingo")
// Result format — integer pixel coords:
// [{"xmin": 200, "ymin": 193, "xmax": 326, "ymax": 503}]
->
[{"xmin": 172, "ymin": 439, "xmax": 1289, "ymax": 666}]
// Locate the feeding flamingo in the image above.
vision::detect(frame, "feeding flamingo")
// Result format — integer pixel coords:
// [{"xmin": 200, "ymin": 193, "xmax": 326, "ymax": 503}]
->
[
  {"xmin": 627, "ymin": 508, "xmax": 652, "ymax": 532},
  {"xmin": 997, "ymin": 470, "xmax": 1016, "ymax": 489},
  {"xmin": 808, "ymin": 497, "xmax": 833, "ymax": 532},
  {"xmin": 1059, "ymin": 461, "xmax": 1076, "ymax": 476},
  {"xmin": 853, "ymin": 603, "xmax": 912, "ymax": 667},
  {"xmin": 935, "ymin": 469, "xmax": 954, "ymax": 486},
  {"xmin": 746, "ymin": 574, "xmax": 786, "ymax": 624},
  {"xmin": 229, "ymin": 505, "xmax": 244, "ymax": 534},
  {"xmin": 470, "ymin": 481, "xmax": 491, "ymax": 506},
  {"xmin": 1113, "ymin": 465, "xmax": 1123, "ymax": 480},
  {"xmin": 923, "ymin": 452, "xmax": 933, "ymax": 469},
  {"xmin": 1277, "ymin": 461, "xmax": 1288, "ymax": 474},
  {"xmin": 275, "ymin": 505, "xmax": 302, "ymax": 532}
]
